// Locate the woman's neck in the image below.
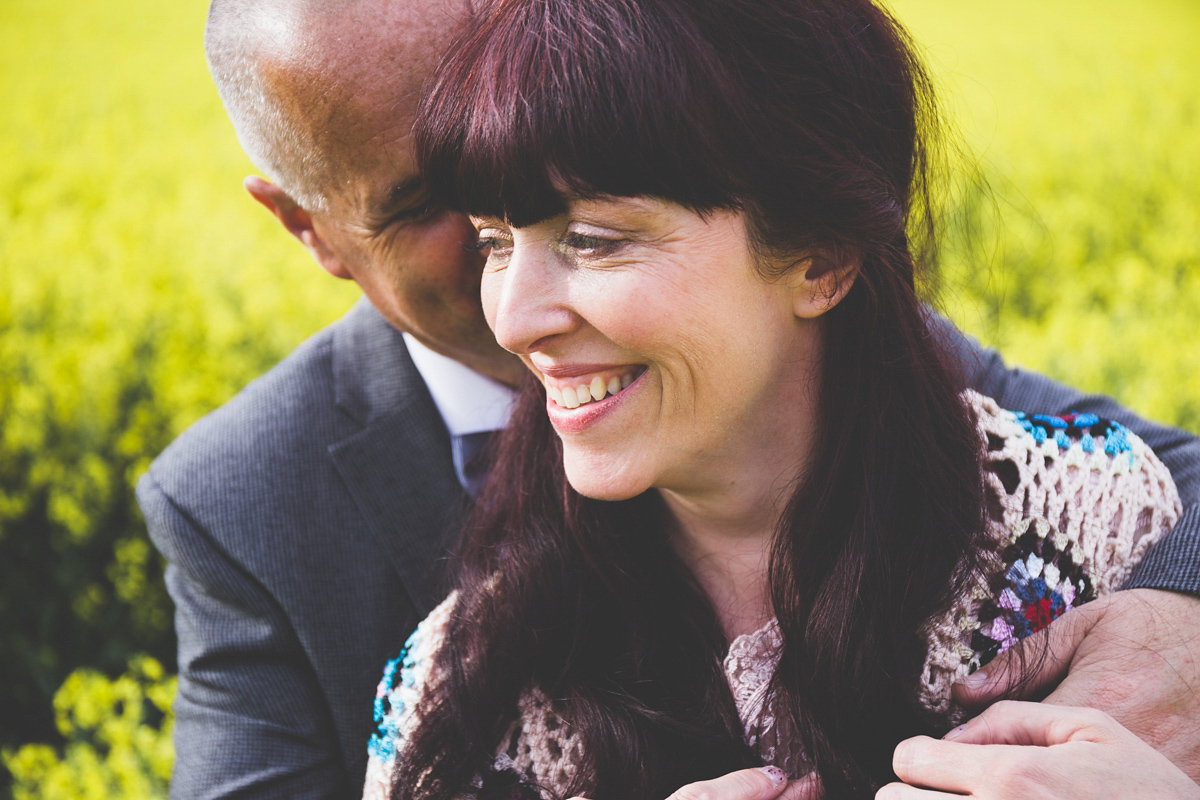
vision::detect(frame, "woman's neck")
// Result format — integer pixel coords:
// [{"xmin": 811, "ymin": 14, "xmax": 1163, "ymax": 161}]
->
[
  {"xmin": 666, "ymin": 506, "xmax": 776, "ymax": 642},
  {"xmin": 660, "ymin": 401, "xmax": 818, "ymax": 642}
]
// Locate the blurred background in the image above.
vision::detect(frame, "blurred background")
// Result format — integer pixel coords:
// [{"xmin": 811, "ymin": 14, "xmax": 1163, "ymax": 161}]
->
[{"xmin": 1, "ymin": 0, "xmax": 1197, "ymax": 796}]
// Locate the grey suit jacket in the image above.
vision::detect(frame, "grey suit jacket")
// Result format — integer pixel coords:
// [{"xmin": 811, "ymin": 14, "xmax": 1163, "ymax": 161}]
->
[
  {"xmin": 140, "ymin": 299, "xmax": 467, "ymax": 799},
  {"xmin": 139, "ymin": 298, "xmax": 1200, "ymax": 800}
]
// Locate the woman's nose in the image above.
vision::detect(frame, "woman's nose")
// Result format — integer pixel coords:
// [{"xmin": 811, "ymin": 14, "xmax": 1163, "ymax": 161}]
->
[{"xmin": 483, "ymin": 236, "xmax": 577, "ymax": 356}]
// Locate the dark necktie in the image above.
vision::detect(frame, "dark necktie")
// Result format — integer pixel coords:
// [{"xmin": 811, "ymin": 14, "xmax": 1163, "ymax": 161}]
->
[{"xmin": 453, "ymin": 430, "xmax": 496, "ymax": 498}]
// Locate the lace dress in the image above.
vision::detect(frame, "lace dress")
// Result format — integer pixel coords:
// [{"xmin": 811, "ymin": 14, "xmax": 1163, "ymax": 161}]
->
[{"xmin": 363, "ymin": 391, "xmax": 1181, "ymax": 799}]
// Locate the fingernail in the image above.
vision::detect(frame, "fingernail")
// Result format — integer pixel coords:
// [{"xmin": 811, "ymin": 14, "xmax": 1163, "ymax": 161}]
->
[
  {"xmin": 759, "ymin": 766, "xmax": 788, "ymax": 785},
  {"xmin": 943, "ymin": 723, "xmax": 969, "ymax": 740}
]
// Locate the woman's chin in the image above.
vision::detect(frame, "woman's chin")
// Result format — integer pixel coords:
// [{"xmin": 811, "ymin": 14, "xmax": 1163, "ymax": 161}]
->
[{"xmin": 563, "ymin": 458, "xmax": 649, "ymax": 503}]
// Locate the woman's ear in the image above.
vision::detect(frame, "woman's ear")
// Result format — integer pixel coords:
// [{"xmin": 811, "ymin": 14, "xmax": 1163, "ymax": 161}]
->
[{"xmin": 789, "ymin": 251, "xmax": 859, "ymax": 319}]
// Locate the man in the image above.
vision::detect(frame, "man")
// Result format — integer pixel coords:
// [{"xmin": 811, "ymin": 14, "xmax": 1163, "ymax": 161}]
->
[{"xmin": 138, "ymin": 0, "xmax": 1200, "ymax": 797}]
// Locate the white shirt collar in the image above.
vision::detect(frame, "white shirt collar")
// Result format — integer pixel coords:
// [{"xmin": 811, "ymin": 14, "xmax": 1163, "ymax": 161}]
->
[{"xmin": 402, "ymin": 333, "xmax": 516, "ymax": 437}]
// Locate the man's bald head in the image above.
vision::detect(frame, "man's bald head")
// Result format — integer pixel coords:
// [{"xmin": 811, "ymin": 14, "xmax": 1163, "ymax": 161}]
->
[{"xmin": 205, "ymin": 0, "xmax": 468, "ymax": 210}]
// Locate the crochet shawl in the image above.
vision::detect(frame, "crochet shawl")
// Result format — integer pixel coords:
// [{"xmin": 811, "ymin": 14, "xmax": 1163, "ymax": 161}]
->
[{"xmin": 364, "ymin": 390, "xmax": 1181, "ymax": 798}]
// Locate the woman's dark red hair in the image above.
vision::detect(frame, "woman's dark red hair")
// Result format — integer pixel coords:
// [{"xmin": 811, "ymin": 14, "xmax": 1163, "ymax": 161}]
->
[{"xmin": 400, "ymin": 1, "xmax": 987, "ymax": 798}]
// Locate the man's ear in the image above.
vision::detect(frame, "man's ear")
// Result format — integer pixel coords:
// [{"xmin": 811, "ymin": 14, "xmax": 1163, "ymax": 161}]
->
[
  {"xmin": 244, "ymin": 176, "xmax": 353, "ymax": 280},
  {"xmin": 789, "ymin": 251, "xmax": 859, "ymax": 319}
]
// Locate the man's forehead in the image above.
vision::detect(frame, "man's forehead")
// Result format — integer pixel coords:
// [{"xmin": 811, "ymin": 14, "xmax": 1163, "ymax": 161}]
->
[
  {"xmin": 307, "ymin": 0, "xmax": 464, "ymax": 75},
  {"xmin": 260, "ymin": 0, "xmax": 467, "ymax": 109},
  {"xmin": 311, "ymin": 92, "xmax": 422, "ymax": 215},
  {"xmin": 250, "ymin": 0, "xmax": 470, "ymax": 211}
]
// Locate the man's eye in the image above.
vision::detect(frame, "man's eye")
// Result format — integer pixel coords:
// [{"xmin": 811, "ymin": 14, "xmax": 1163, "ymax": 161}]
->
[{"xmin": 390, "ymin": 199, "xmax": 439, "ymax": 223}]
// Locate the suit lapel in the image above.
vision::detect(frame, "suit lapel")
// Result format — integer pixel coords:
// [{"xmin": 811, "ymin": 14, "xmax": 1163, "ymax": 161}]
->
[{"xmin": 327, "ymin": 299, "xmax": 465, "ymax": 615}]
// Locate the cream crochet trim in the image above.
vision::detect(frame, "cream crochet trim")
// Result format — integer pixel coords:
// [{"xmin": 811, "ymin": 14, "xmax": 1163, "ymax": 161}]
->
[
  {"xmin": 362, "ymin": 595, "xmax": 455, "ymax": 800},
  {"xmin": 916, "ymin": 391, "xmax": 1181, "ymax": 717}
]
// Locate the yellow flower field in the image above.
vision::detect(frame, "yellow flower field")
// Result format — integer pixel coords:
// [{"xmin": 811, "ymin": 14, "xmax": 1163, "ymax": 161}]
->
[
  {"xmin": 1, "ymin": 0, "xmax": 1197, "ymax": 795},
  {"xmin": 898, "ymin": 0, "xmax": 1200, "ymax": 428}
]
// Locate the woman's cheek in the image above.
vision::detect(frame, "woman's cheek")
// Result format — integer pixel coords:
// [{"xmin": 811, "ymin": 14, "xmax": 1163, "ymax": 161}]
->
[{"xmin": 480, "ymin": 271, "xmax": 502, "ymax": 331}]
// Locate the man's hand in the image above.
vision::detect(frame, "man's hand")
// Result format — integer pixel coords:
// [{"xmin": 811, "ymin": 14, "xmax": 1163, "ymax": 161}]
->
[
  {"xmin": 952, "ymin": 588, "xmax": 1200, "ymax": 780},
  {"xmin": 879, "ymin": 701, "xmax": 1200, "ymax": 799},
  {"xmin": 569, "ymin": 767, "xmax": 821, "ymax": 800}
]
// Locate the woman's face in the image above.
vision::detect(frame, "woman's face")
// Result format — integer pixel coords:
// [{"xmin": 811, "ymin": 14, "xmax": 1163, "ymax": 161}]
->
[{"xmin": 476, "ymin": 196, "xmax": 825, "ymax": 504}]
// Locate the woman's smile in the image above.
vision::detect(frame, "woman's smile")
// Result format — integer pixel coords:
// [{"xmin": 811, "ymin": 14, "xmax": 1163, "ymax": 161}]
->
[
  {"xmin": 534, "ymin": 363, "xmax": 645, "ymax": 410},
  {"xmin": 532, "ymin": 363, "xmax": 648, "ymax": 434}
]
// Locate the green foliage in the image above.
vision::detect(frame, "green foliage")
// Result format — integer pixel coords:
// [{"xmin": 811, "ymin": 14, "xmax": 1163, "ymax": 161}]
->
[
  {"xmin": 0, "ymin": 0, "xmax": 357, "ymax": 768},
  {"xmin": 2, "ymin": 657, "xmax": 176, "ymax": 800},
  {"xmin": 893, "ymin": 0, "xmax": 1200, "ymax": 430}
]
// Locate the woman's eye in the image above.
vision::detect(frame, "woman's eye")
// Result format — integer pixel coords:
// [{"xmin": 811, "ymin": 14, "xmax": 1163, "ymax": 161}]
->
[
  {"xmin": 563, "ymin": 231, "xmax": 621, "ymax": 256},
  {"xmin": 464, "ymin": 234, "xmax": 512, "ymax": 254}
]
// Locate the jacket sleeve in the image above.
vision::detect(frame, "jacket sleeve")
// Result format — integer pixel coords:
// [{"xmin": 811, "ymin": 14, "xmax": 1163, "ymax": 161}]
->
[
  {"xmin": 938, "ymin": 316, "xmax": 1200, "ymax": 595},
  {"xmin": 138, "ymin": 470, "xmax": 351, "ymax": 800}
]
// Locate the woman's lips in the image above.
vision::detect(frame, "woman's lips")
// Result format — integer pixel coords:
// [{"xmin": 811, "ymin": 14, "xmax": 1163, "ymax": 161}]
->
[
  {"xmin": 536, "ymin": 366, "xmax": 647, "ymax": 432},
  {"xmin": 543, "ymin": 367, "xmax": 641, "ymax": 408}
]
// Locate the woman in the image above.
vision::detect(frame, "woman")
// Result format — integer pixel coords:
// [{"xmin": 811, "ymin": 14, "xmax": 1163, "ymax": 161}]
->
[{"xmin": 364, "ymin": 0, "xmax": 1182, "ymax": 798}]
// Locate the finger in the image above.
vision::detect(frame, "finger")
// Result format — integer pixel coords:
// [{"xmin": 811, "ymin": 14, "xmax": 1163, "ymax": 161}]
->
[
  {"xmin": 952, "ymin": 603, "xmax": 1099, "ymax": 707},
  {"xmin": 891, "ymin": 735, "xmax": 985, "ymax": 793},
  {"xmin": 942, "ymin": 700, "xmax": 1118, "ymax": 747},
  {"xmin": 668, "ymin": 767, "xmax": 792, "ymax": 800},
  {"xmin": 876, "ymin": 783, "xmax": 959, "ymax": 800}
]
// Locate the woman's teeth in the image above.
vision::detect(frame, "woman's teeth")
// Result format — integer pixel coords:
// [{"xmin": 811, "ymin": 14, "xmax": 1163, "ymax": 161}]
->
[{"xmin": 546, "ymin": 371, "xmax": 636, "ymax": 409}]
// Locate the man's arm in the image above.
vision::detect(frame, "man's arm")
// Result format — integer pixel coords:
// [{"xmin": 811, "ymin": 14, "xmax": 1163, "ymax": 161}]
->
[
  {"xmin": 953, "ymin": 590, "xmax": 1200, "ymax": 780},
  {"xmin": 139, "ymin": 472, "xmax": 349, "ymax": 800},
  {"xmin": 941, "ymin": 320, "xmax": 1200, "ymax": 781}
]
